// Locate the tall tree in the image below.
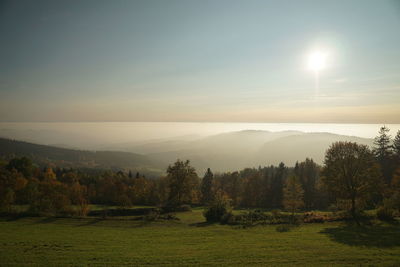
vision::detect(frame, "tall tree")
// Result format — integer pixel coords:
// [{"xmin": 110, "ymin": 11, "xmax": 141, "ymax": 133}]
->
[
  {"xmin": 390, "ymin": 168, "xmax": 400, "ymax": 211},
  {"xmin": 322, "ymin": 142, "xmax": 382, "ymax": 222},
  {"xmin": 294, "ymin": 158, "xmax": 320, "ymax": 209},
  {"xmin": 283, "ymin": 175, "xmax": 304, "ymax": 216},
  {"xmin": 167, "ymin": 159, "xmax": 199, "ymax": 207},
  {"xmin": 393, "ymin": 130, "xmax": 400, "ymax": 164},
  {"xmin": 201, "ymin": 168, "xmax": 214, "ymax": 205},
  {"xmin": 373, "ymin": 126, "xmax": 393, "ymax": 184},
  {"xmin": 242, "ymin": 171, "xmax": 263, "ymax": 207},
  {"xmin": 270, "ymin": 162, "xmax": 286, "ymax": 208}
]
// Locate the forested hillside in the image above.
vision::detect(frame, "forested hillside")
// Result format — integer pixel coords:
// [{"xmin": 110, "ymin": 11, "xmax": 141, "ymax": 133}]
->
[{"xmin": 0, "ymin": 138, "xmax": 163, "ymax": 176}]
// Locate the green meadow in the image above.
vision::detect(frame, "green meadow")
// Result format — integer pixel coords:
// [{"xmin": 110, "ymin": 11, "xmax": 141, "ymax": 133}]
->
[{"xmin": 1, "ymin": 209, "xmax": 399, "ymax": 266}]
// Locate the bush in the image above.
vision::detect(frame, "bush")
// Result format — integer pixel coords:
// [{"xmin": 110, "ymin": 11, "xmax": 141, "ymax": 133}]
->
[
  {"xmin": 203, "ymin": 193, "xmax": 230, "ymax": 223},
  {"xmin": 214, "ymin": 211, "xmax": 233, "ymax": 225},
  {"xmin": 237, "ymin": 210, "xmax": 271, "ymax": 227},
  {"xmin": 159, "ymin": 214, "xmax": 179, "ymax": 221},
  {"xmin": 143, "ymin": 209, "xmax": 162, "ymax": 222},
  {"xmin": 377, "ymin": 206, "xmax": 395, "ymax": 221},
  {"xmin": 271, "ymin": 209, "xmax": 281, "ymax": 218},
  {"xmin": 224, "ymin": 210, "xmax": 305, "ymax": 227},
  {"xmin": 203, "ymin": 203, "xmax": 229, "ymax": 223},
  {"xmin": 303, "ymin": 212, "xmax": 326, "ymax": 223}
]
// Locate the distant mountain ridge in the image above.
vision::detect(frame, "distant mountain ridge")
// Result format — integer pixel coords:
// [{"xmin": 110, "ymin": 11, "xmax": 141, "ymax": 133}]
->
[
  {"xmin": 252, "ymin": 132, "xmax": 374, "ymax": 166},
  {"xmin": 121, "ymin": 130, "xmax": 374, "ymax": 172},
  {"xmin": 0, "ymin": 130, "xmax": 375, "ymax": 174}
]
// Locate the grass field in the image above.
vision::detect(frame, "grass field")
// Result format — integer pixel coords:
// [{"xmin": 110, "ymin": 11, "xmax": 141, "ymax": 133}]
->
[{"xmin": 1, "ymin": 209, "xmax": 400, "ymax": 266}]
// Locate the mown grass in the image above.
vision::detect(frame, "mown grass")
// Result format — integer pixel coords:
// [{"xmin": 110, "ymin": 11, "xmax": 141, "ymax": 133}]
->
[{"xmin": 0, "ymin": 209, "xmax": 399, "ymax": 266}]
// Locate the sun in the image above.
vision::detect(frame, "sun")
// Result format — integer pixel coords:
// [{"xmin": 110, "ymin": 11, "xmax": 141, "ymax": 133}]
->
[{"xmin": 307, "ymin": 51, "xmax": 327, "ymax": 72}]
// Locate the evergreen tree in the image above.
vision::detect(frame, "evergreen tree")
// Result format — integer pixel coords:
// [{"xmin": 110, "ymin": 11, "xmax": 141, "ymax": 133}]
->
[
  {"xmin": 373, "ymin": 126, "xmax": 394, "ymax": 184},
  {"xmin": 270, "ymin": 162, "xmax": 286, "ymax": 208},
  {"xmin": 294, "ymin": 158, "xmax": 319, "ymax": 209},
  {"xmin": 389, "ymin": 168, "xmax": 400, "ymax": 211},
  {"xmin": 201, "ymin": 168, "xmax": 214, "ymax": 205},
  {"xmin": 373, "ymin": 126, "xmax": 392, "ymax": 159},
  {"xmin": 393, "ymin": 130, "xmax": 400, "ymax": 164}
]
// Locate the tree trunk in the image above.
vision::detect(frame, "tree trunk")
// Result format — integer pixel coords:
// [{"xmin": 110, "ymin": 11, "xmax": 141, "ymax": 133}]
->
[{"xmin": 351, "ymin": 196, "xmax": 360, "ymax": 225}]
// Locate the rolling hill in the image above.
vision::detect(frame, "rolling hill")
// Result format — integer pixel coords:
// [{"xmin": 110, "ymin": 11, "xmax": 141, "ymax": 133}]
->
[
  {"xmin": 0, "ymin": 130, "xmax": 375, "ymax": 174},
  {"xmin": 0, "ymin": 138, "xmax": 164, "ymax": 176},
  {"xmin": 122, "ymin": 130, "xmax": 374, "ymax": 173}
]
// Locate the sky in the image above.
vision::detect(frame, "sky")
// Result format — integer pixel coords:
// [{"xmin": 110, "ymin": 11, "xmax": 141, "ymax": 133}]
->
[{"xmin": 0, "ymin": 0, "xmax": 399, "ymax": 123}]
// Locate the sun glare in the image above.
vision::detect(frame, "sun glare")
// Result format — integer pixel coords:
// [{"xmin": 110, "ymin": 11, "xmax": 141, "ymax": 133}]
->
[{"xmin": 307, "ymin": 51, "xmax": 327, "ymax": 72}]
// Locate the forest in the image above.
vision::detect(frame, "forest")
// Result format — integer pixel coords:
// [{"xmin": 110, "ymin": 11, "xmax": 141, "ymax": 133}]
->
[{"xmin": 1, "ymin": 126, "xmax": 399, "ymax": 224}]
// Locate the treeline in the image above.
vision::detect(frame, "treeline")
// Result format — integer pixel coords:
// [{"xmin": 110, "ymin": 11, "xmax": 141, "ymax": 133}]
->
[
  {"xmin": 0, "ymin": 126, "xmax": 400, "ymax": 219},
  {"xmin": 0, "ymin": 160, "xmax": 165, "ymax": 215}
]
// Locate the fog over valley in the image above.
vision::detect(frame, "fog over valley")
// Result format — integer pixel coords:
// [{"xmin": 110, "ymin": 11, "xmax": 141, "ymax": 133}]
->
[{"xmin": 1, "ymin": 122, "xmax": 396, "ymax": 173}]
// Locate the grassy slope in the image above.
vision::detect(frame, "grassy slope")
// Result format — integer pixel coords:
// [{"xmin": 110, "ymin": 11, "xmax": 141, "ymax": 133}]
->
[{"xmin": 0, "ymin": 209, "xmax": 399, "ymax": 266}]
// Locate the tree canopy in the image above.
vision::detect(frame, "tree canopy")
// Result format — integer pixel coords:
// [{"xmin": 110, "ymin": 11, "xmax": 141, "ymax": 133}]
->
[{"xmin": 323, "ymin": 141, "xmax": 382, "ymax": 221}]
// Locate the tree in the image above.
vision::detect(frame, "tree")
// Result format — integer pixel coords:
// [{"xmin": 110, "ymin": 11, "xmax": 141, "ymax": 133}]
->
[
  {"xmin": 167, "ymin": 159, "xmax": 199, "ymax": 207},
  {"xmin": 228, "ymin": 171, "xmax": 241, "ymax": 206},
  {"xmin": 201, "ymin": 168, "xmax": 214, "ymax": 205},
  {"xmin": 70, "ymin": 182, "xmax": 89, "ymax": 216},
  {"xmin": 283, "ymin": 175, "xmax": 304, "ymax": 216},
  {"xmin": 0, "ymin": 168, "xmax": 28, "ymax": 211},
  {"xmin": 294, "ymin": 158, "xmax": 320, "ymax": 209},
  {"xmin": 393, "ymin": 130, "xmax": 400, "ymax": 164},
  {"xmin": 131, "ymin": 175, "xmax": 150, "ymax": 205},
  {"xmin": 373, "ymin": 126, "xmax": 393, "ymax": 184},
  {"xmin": 6, "ymin": 157, "xmax": 34, "ymax": 178},
  {"xmin": 387, "ymin": 167, "xmax": 400, "ymax": 211},
  {"xmin": 373, "ymin": 126, "xmax": 392, "ymax": 158},
  {"xmin": 270, "ymin": 162, "xmax": 286, "ymax": 208},
  {"xmin": 203, "ymin": 190, "xmax": 231, "ymax": 223},
  {"xmin": 242, "ymin": 171, "xmax": 263, "ymax": 207},
  {"xmin": 43, "ymin": 167, "xmax": 56, "ymax": 181},
  {"xmin": 322, "ymin": 142, "xmax": 382, "ymax": 222}
]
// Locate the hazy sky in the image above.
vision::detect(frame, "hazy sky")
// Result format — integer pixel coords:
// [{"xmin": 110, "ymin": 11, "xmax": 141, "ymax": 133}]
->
[{"xmin": 1, "ymin": 0, "xmax": 399, "ymax": 123}]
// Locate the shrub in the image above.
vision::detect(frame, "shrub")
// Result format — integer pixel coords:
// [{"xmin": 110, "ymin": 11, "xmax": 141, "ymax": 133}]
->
[
  {"xmin": 377, "ymin": 206, "xmax": 395, "ymax": 221},
  {"xmin": 203, "ymin": 203, "xmax": 229, "ymax": 223},
  {"xmin": 220, "ymin": 211, "xmax": 235, "ymax": 224},
  {"xmin": 159, "ymin": 214, "xmax": 179, "ymax": 221},
  {"xmin": 203, "ymin": 193, "xmax": 230, "ymax": 223},
  {"xmin": 239, "ymin": 210, "xmax": 272, "ymax": 226},
  {"xmin": 303, "ymin": 212, "xmax": 326, "ymax": 223},
  {"xmin": 271, "ymin": 209, "xmax": 281, "ymax": 218},
  {"xmin": 76, "ymin": 201, "xmax": 90, "ymax": 217},
  {"xmin": 143, "ymin": 209, "xmax": 161, "ymax": 222}
]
